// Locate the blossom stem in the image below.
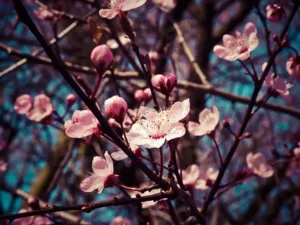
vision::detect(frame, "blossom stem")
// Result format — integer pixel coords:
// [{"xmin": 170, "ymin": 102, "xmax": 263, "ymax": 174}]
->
[
  {"xmin": 116, "ymin": 183, "xmax": 143, "ymax": 192},
  {"xmin": 285, "ymin": 45, "xmax": 300, "ymax": 57},
  {"xmin": 251, "ymin": 93, "xmax": 271, "ymax": 116},
  {"xmin": 90, "ymin": 71, "xmax": 102, "ymax": 99},
  {"xmin": 238, "ymin": 59, "xmax": 257, "ymax": 83},
  {"xmin": 110, "ymin": 67, "xmax": 121, "ymax": 96},
  {"xmin": 248, "ymin": 57, "xmax": 258, "ymax": 81},
  {"xmin": 210, "ymin": 135, "xmax": 223, "ymax": 166},
  {"xmin": 139, "ymin": 155, "xmax": 169, "ymax": 170},
  {"xmin": 159, "ymin": 147, "xmax": 164, "ymax": 178}
]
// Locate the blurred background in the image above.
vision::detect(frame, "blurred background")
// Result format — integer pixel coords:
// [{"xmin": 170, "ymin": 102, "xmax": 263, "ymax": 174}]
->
[{"xmin": 0, "ymin": 0, "xmax": 300, "ymax": 224}]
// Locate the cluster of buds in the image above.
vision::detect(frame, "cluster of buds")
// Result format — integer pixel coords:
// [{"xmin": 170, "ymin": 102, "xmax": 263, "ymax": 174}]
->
[
  {"xmin": 151, "ymin": 73, "xmax": 177, "ymax": 95},
  {"xmin": 134, "ymin": 88, "xmax": 152, "ymax": 104}
]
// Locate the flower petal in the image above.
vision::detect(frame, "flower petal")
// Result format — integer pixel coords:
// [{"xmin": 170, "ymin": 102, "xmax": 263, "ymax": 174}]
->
[
  {"xmin": 165, "ymin": 123, "xmax": 186, "ymax": 141},
  {"xmin": 92, "ymin": 156, "xmax": 109, "ymax": 176},
  {"xmin": 111, "ymin": 151, "xmax": 128, "ymax": 161},
  {"xmin": 105, "ymin": 151, "xmax": 114, "ymax": 174},
  {"xmin": 99, "ymin": 9, "xmax": 119, "ymax": 19},
  {"xmin": 188, "ymin": 121, "xmax": 207, "ymax": 136},
  {"xmin": 120, "ymin": 0, "xmax": 147, "ymax": 11},
  {"xmin": 168, "ymin": 99, "xmax": 190, "ymax": 123},
  {"xmin": 80, "ymin": 175, "xmax": 104, "ymax": 192}
]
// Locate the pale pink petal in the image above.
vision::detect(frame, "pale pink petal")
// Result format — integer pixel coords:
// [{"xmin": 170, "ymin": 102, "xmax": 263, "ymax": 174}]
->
[
  {"xmin": 14, "ymin": 94, "xmax": 32, "ymax": 114},
  {"xmin": 248, "ymin": 32, "xmax": 259, "ymax": 51},
  {"xmin": 139, "ymin": 106, "xmax": 158, "ymax": 120},
  {"xmin": 259, "ymin": 165, "xmax": 274, "ymax": 178},
  {"xmin": 213, "ymin": 45, "xmax": 233, "ymax": 61},
  {"xmin": 237, "ymin": 51, "xmax": 250, "ymax": 60},
  {"xmin": 165, "ymin": 123, "xmax": 186, "ymax": 141},
  {"xmin": 111, "ymin": 151, "xmax": 128, "ymax": 161},
  {"xmin": 146, "ymin": 138, "xmax": 165, "ymax": 149},
  {"xmin": 222, "ymin": 34, "xmax": 238, "ymax": 49},
  {"xmin": 64, "ymin": 122, "xmax": 94, "ymax": 138},
  {"xmin": 92, "ymin": 156, "xmax": 109, "ymax": 176},
  {"xmin": 120, "ymin": 0, "xmax": 147, "ymax": 11},
  {"xmin": 188, "ymin": 121, "xmax": 207, "ymax": 136},
  {"xmin": 105, "ymin": 152, "xmax": 114, "ymax": 174},
  {"xmin": 243, "ymin": 22, "xmax": 257, "ymax": 37},
  {"xmin": 195, "ymin": 179, "xmax": 208, "ymax": 190},
  {"xmin": 80, "ymin": 175, "xmax": 104, "ymax": 192},
  {"xmin": 168, "ymin": 99, "xmax": 190, "ymax": 123},
  {"xmin": 99, "ymin": 9, "xmax": 119, "ymax": 19}
]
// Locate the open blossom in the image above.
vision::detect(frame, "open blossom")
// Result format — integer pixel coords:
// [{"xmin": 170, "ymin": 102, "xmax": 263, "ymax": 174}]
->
[
  {"xmin": 286, "ymin": 56, "xmax": 300, "ymax": 80},
  {"xmin": 262, "ymin": 63, "xmax": 292, "ymax": 96},
  {"xmin": 126, "ymin": 99, "xmax": 190, "ymax": 149},
  {"xmin": 266, "ymin": 4, "xmax": 285, "ymax": 23},
  {"xmin": 182, "ymin": 165, "xmax": 218, "ymax": 190},
  {"xmin": 64, "ymin": 110, "xmax": 100, "ymax": 138},
  {"xmin": 80, "ymin": 152, "xmax": 117, "ymax": 194},
  {"xmin": 99, "ymin": 0, "xmax": 147, "ymax": 19},
  {"xmin": 111, "ymin": 216, "xmax": 132, "ymax": 225},
  {"xmin": 188, "ymin": 106, "xmax": 219, "ymax": 136},
  {"xmin": 246, "ymin": 153, "xmax": 274, "ymax": 178},
  {"xmin": 26, "ymin": 94, "xmax": 53, "ymax": 123},
  {"xmin": 105, "ymin": 96, "xmax": 128, "ymax": 122},
  {"xmin": 152, "ymin": 0, "xmax": 175, "ymax": 12},
  {"xmin": 14, "ymin": 94, "xmax": 32, "ymax": 114},
  {"xmin": 130, "ymin": 188, "xmax": 166, "ymax": 208},
  {"xmin": 213, "ymin": 22, "xmax": 258, "ymax": 61},
  {"xmin": 14, "ymin": 209, "xmax": 51, "ymax": 225}
]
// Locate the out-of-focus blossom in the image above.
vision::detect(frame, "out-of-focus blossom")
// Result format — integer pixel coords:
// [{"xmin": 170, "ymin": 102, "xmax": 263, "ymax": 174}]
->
[
  {"xmin": 14, "ymin": 94, "xmax": 32, "ymax": 114},
  {"xmin": 143, "ymin": 88, "xmax": 152, "ymax": 103},
  {"xmin": 148, "ymin": 51, "xmax": 159, "ymax": 73},
  {"xmin": 64, "ymin": 110, "xmax": 100, "ymax": 138},
  {"xmin": 151, "ymin": 73, "xmax": 177, "ymax": 94},
  {"xmin": 266, "ymin": 4, "xmax": 285, "ymax": 23},
  {"xmin": 262, "ymin": 63, "xmax": 292, "ymax": 96},
  {"xmin": 111, "ymin": 216, "xmax": 132, "ymax": 225},
  {"xmin": 152, "ymin": 0, "xmax": 175, "ymax": 12},
  {"xmin": 34, "ymin": 7, "xmax": 56, "ymax": 22},
  {"xmin": 286, "ymin": 56, "xmax": 300, "ymax": 80},
  {"xmin": 80, "ymin": 152, "xmax": 117, "ymax": 194},
  {"xmin": 126, "ymin": 99, "xmax": 190, "ymax": 148},
  {"xmin": 105, "ymin": 96, "xmax": 128, "ymax": 122},
  {"xmin": 0, "ymin": 160, "xmax": 7, "ymax": 172},
  {"xmin": 188, "ymin": 106, "xmax": 219, "ymax": 136},
  {"xmin": 91, "ymin": 45, "xmax": 114, "ymax": 74},
  {"xmin": 111, "ymin": 144, "xmax": 140, "ymax": 161},
  {"xmin": 26, "ymin": 94, "xmax": 53, "ymax": 123},
  {"xmin": 134, "ymin": 89, "xmax": 145, "ymax": 103},
  {"xmin": 106, "ymin": 35, "xmax": 131, "ymax": 49},
  {"xmin": 99, "ymin": 0, "xmax": 147, "ymax": 19},
  {"xmin": 213, "ymin": 22, "xmax": 258, "ymax": 61},
  {"xmin": 182, "ymin": 164, "xmax": 218, "ymax": 190},
  {"xmin": 0, "ymin": 139, "xmax": 6, "ymax": 151},
  {"xmin": 66, "ymin": 94, "xmax": 76, "ymax": 106},
  {"xmin": 246, "ymin": 152, "xmax": 274, "ymax": 178},
  {"xmin": 14, "ymin": 209, "xmax": 51, "ymax": 225},
  {"xmin": 130, "ymin": 188, "xmax": 166, "ymax": 208}
]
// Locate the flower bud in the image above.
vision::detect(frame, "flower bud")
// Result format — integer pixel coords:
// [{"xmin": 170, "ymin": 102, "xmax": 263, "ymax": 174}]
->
[
  {"xmin": 108, "ymin": 118, "xmax": 121, "ymax": 129},
  {"xmin": 66, "ymin": 94, "xmax": 76, "ymax": 106},
  {"xmin": 104, "ymin": 96, "xmax": 128, "ymax": 123},
  {"xmin": 143, "ymin": 88, "xmax": 152, "ymax": 103},
  {"xmin": 91, "ymin": 45, "xmax": 114, "ymax": 75},
  {"xmin": 27, "ymin": 197, "xmax": 40, "ymax": 210},
  {"xmin": 222, "ymin": 119, "xmax": 230, "ymax": 128},
  {"xmin": 286, "ymin": 56, "xmax": 300, "ymax": 80},
  {"xmin": 134, "ymin": 89, "xmax": 145, "ymax": 103},
  {"xmin": 148, "ymin": 51, "xmax": 159, "ymax": 62},
  {"xmin": 151, "ymin": 73, "xmax": 178, "ymax": 95},
  {"xmin": 266, "ymin": 4, "xmax": 285, "ymax": 23}
]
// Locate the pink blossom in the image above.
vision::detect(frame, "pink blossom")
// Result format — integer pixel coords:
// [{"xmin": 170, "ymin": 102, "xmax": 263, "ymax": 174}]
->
[
  {"xmin": 106, "ymin": 35, "xmax": 131, "ymax": 49},
  {"xmin": 66, "ymin": 94, "xmax": 76, "ymax": 106},
  {"xmin": 80, "ymin": 152, "xmax": 117, "ymax": 194},
  {"xmin": 151, "ymin": 73, "xmax": 177, "ymax": 94},
  {"xmin": 14, "ymin": 209, "xmax": 51, "ymax": 225},
  {"xmin": 99, "ymin": 0, "xmax": 147, "ymax": 19},
  {"xmin": 143, "ymin": 88, "xmax": 152, "ymax": 103},
  {"xmin": 64, "ymin": 110, "xmax": 100, "ymax": 138},
  {"xmin": 134, "ymin": 89, "xmax": 145, "ymax": 103},
  {"xmin": 130, "ymin": 188, "xmax": 166, "ymax": 208},
  {"xmin": 188, "ymin": 106, "xmax": 219, "ymax": 136},
  {"xmin": 246, "ymin": 153, "xmax": 274, "ymax": 178},
  {"xmin": 111, "ymin": 216, "xmax": 132, "ymax": 225},
  {"xmin": 213, "ymin": 22, "xmax": 258, "ymax": 61},
  {"xmin": 126, "ymin": 99, "xmax": 190, "ymax": 149},
  {"xmin": 91, "ymin": 45, "xmax": 114, "ymax": 74},
  {"xmin": 152, "ymin": 0, "xmax": 175, "ymax": 12},
  {"xmin": 105, "ymin": 96, "xmax": 128, "ymax": 122},
  {"xmin": 26, "ymin": 94, "xmax": 53, "ymax": 123},
  {"xmin": 266, "ymin": 4, "xmax": 285, "ymax": 23},
  {"xmin": 14, "ymin": 94, "xmax": 32, "ymax": 114},
  {"xmin": 286, "ymin": 56, "xmax": 300, "ymax": 80},
  {"xmin": 262, "ymin": 63, "xmax": 292, "ymax": 96},
  {"xmin": 111, "ymin": 144, "xmax": 140, "ymax": 161},
  {"xmin": 182, "ymin": 165, "xmax": 218, "ymax": 190},
  {"xmin": 0, "ymin": 160, "xmax": 7, "ymax": 172}
]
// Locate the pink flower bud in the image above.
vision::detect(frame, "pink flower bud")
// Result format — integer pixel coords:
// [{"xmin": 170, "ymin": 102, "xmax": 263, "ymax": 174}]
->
[
  {"xmin": 151, "ymin": 74, "xmax": 177, "ymax": 94},
  {"xmin": 66, "ymin": 94, "xmax": 76, "ymax": 106},
  {"xmin": 104, "ymin": 96, "xmax": 128, "ymax": 123},
  {"xmin": 108, "ymin": 118, "xmax": 121, "ymax": 129},
  {"xmin": 148, "ymin": 51, "xmax": 159, "ymax": 62},
  {"xmin": 91, "ymin": 45, "xmax": 114, "ymax": 75},
  {"xmin": 266, "ymin": 4, "xmax": 285, "ymax": 23},
  {"xmin": 27, "ymin": 197, "xmax": 40, "ymax": 210},
  {"xmin": 165, "ymin": 73, "xmax": 177, "ymax": 93},
  {"xmin": 143, "ymin": 88, "xmax": 152, "ymax": 103},
  {"xmin": 134, "ymin": 89, "xmax": 145, "ymax": 103},
  {"xmin": 286, "ymin": 56, "xmax": 300, "ymax": 80},
  {"xmin": 14, "ymin": 94, "xmax": 32, "ymax": 114}
]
